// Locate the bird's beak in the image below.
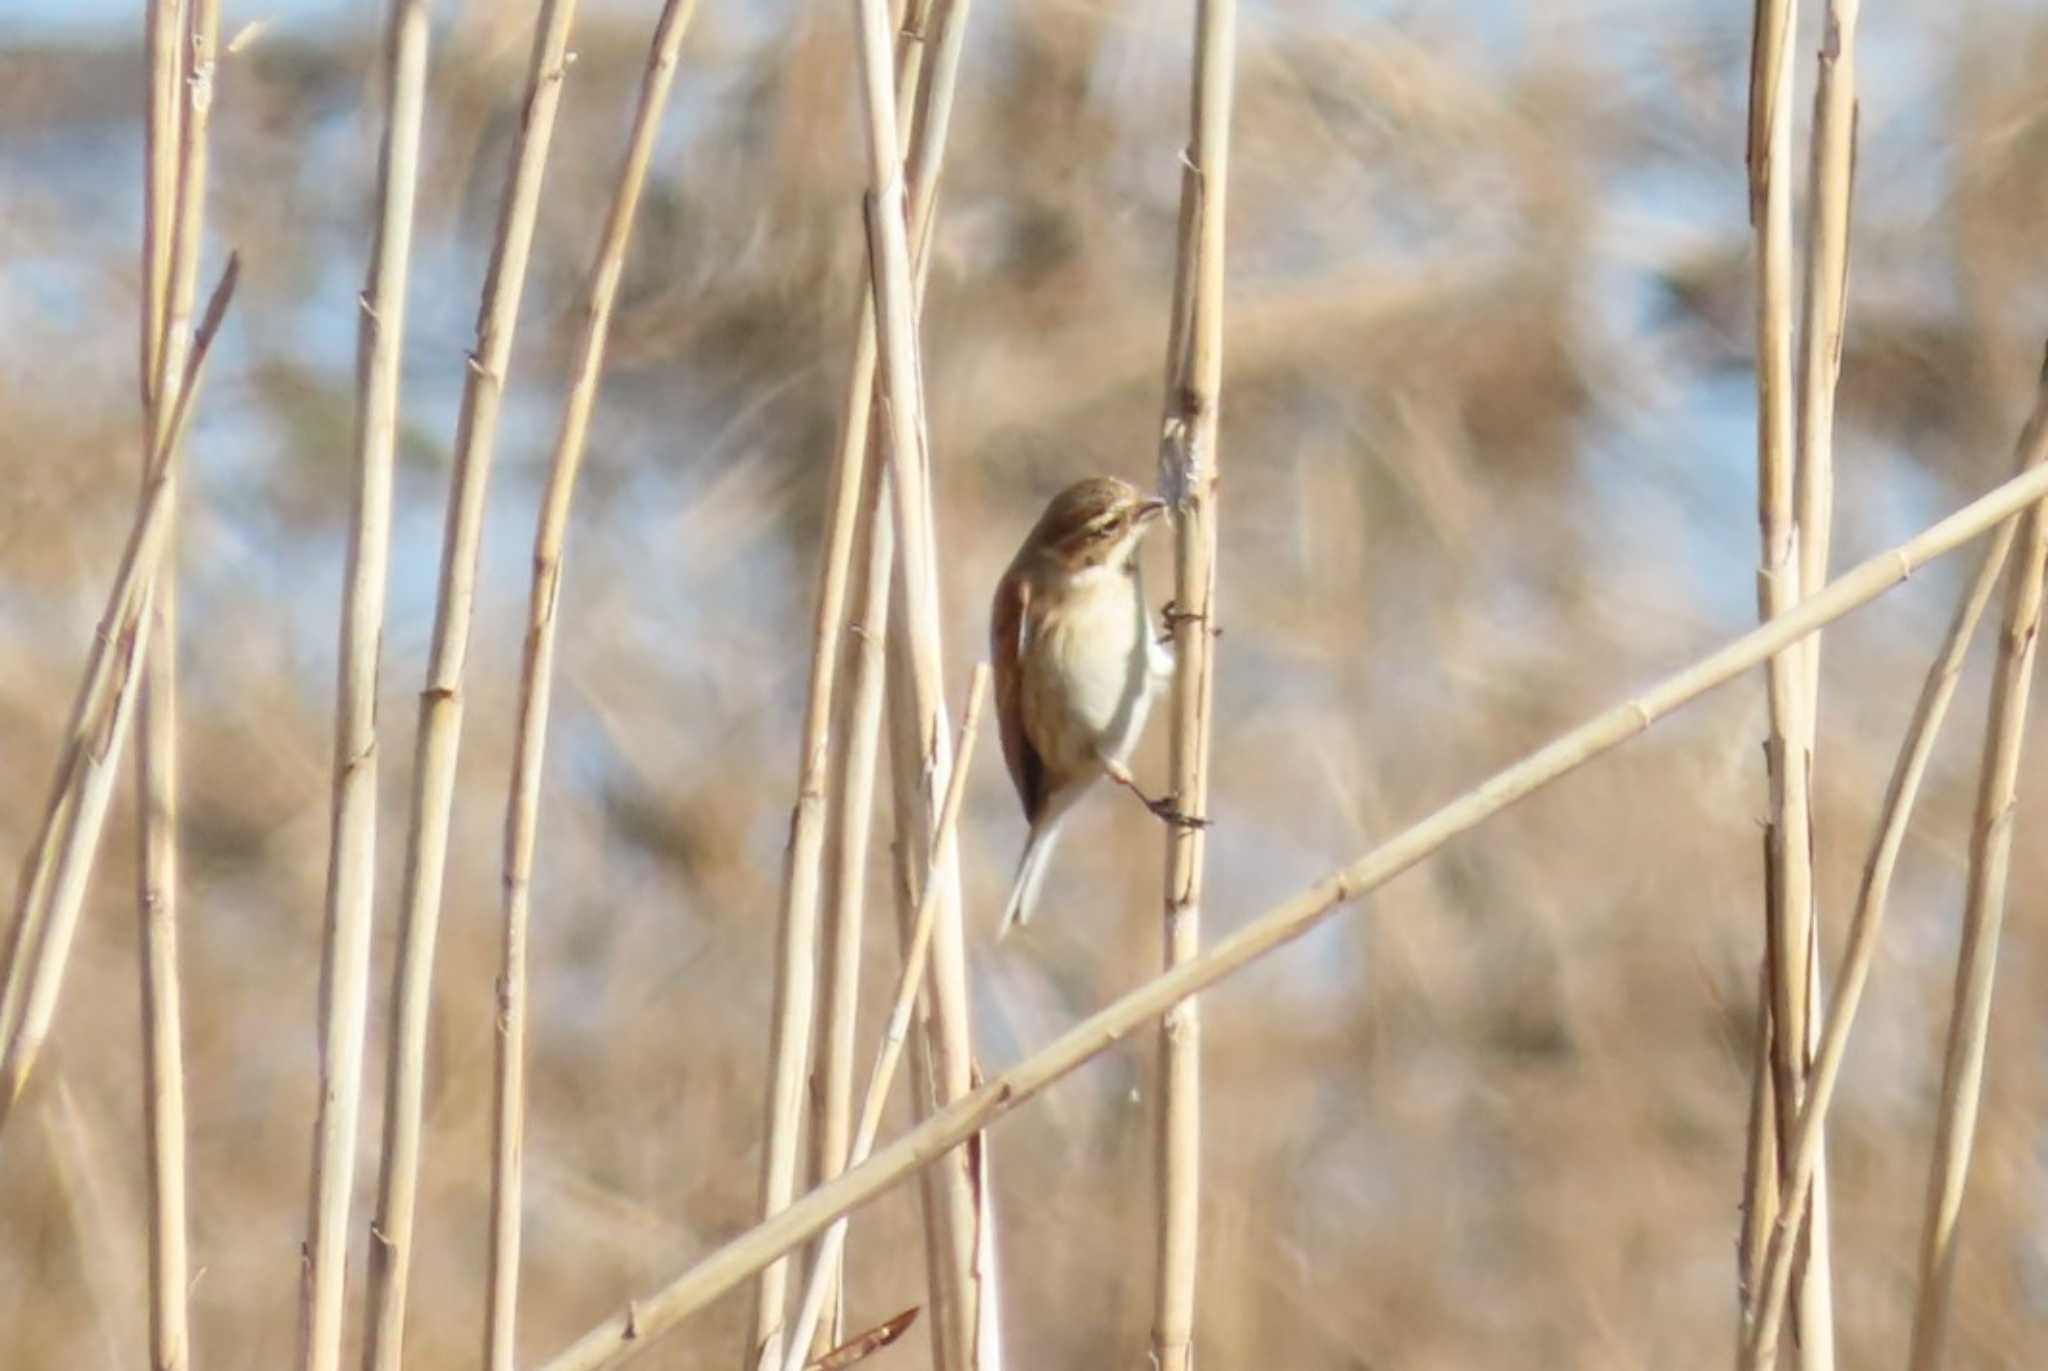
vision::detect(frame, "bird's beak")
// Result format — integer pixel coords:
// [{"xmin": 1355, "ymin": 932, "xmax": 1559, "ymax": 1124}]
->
[{"xmin": 1137, "ymin": 498, "xmax": 1168, "ymax": 524}]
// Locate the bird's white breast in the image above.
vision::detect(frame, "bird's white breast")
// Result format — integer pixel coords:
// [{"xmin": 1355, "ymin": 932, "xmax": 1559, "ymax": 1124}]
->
[{"xmin": 1024, "ymin": 562, "xmax": 1159, "ymax": 776}]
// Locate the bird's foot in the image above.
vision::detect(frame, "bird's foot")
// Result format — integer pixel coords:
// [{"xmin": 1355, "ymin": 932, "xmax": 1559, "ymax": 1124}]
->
[
  {"xmin": 1144, "ymin": 793, "xmax": 1209, "ymax": 831},
  {"xmin": 1157, "ymin": 599, "xmax": 1218, "ymax": 645}
]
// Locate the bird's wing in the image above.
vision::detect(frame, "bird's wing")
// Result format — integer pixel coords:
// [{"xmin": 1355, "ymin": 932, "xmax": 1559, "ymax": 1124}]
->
[{"xmin": 990, "ymin": 569, "xmax": 1045, "ymax": 822}]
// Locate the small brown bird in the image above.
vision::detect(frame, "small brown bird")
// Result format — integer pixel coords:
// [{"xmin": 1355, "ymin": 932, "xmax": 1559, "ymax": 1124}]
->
[{"xmin": 991, "ymin": 476, "xmax": 1180, "ymax": 936}]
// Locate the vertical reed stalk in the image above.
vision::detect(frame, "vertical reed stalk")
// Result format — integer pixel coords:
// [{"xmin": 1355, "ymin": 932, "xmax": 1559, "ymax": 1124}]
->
[
  {"xmin": 1906, "ymin": 374, "xmax": 2048, "ymax": 1371},
  {"xmin": 138, "ymin": 13, "xmax": 182, "ymax": 1367},
  {"xmin": 0, "ymin": 258, "xmax": 239, "ymax": 1135},
  {"xmin": 885, "ymin": 592, "xmax": 956, "ymax": 1362},
  {"xmin": 493, "ymin": 1, "xmax": 700, "ymax": 1365},
  {"xmin": 1744, "ymin": 373, "xmax": 2048, "ymax": 1371},
  {"xmin": 296, "ymin": 3, "xmax": 430, "ymax": 1367},
  {"xmin": 847, "ymin": 0, "xmax": 989, "ymax": 1364},
  {"xmin": 804, "ymin": 0, "xmax": 969, "ymax": 1354},
  {"xmin": 1737, "ymin": 958, "xmax": 1779, "ymax": 1310},
  {"xmin": 1771, "ymin": 0, "xmax": 1861, "ymax": 1359},
  {"xmin": 137, "ymin": 3, "xmax": 217, "ymax": 1366},
  {"xmin": 141, "ymin": 0, "xmax": 183, "ymax": 415},
  {"xmin": 1151, "ymin": 0, "xmax": 1237, "ymax": 1365},
  {"xmin": 1793, "ymin": 0, "xmax": 1860, "ymax": 664},
  {"xmin": 466, "ymin": 12, "xmax": 588, "ymax": 1368},
  {"xmin": 809, "ymin": 422, "xmax": 895, "ymax": 1358},
  {"xmin": 1744, "ymin": 0, "xmax": 1838, "ymax": 1359},
  {"xmin": 349, "ymin": 6, "xmax": 583, "ymax": 1371},
  {"xmin": 742, "ymin": 0, "xmax": 933, "ymax": 1342},
  {"xmin": 1749, "ymin": 0, "xmax": 1802, "ymax": 1123},
  {"xmin": 782, "ymin": 668, "xmax": 990, "ymax": 1371}
]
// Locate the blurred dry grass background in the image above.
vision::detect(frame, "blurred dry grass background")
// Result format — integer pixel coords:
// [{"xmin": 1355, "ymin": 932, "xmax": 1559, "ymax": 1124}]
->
[{"xmin": 5, "ymin": 0, "xmax": 2048, "ymax": 1366}]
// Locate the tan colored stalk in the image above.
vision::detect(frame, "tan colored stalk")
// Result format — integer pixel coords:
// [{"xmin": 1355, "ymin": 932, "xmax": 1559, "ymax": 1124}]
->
[
  {"xmin": 782, "ymin": 667, "xmax": 990, "ymax": 1371},
  {"xmin": 493, "ymin": 0, "xmax": 701, "ymax": 1365},
  {"xmin": 805, "ymin": 20, "xmax": 929, "ymax": 1292},
  {"xmin": 1736, "ymin": 959, "xmax": 1779, "ymax": 1310},
  {"xmin": 883, "ymin": 606, "xmax": 955, "ymax": 1361},
  {"xmin": 805, "ymin": 1, "xmax": 969, "ymax": 1354},
  {"xmin": 142, "ymin": 0, "xmax": 216, "ymax": 463},
  {"xmin": 136, "ymin": 3, "xmax": 217, "ymax": 1367},
  {"xmin": 0, "ymin": 258, "xmax": 239, "ymax": 1134},
  {"xmin": 354, "ymin": 5, "xmax": 583, "ymax": 1371},
  {"xmin": 809, "ymin": 447, "xmax": 894, "ymax": 1357},
  {"xmin": 296, "ymin": 3, "xmax": 431, "ymax": 1368},
  {"xmin": 1906, "ymin": 426, "xmax": 2048, "ymax": 1370},
  {"xmin": 0, "ymin": 600, "xmax": 151, "ymax": 1126},
  {"xmin": 744, "ymin": 0, "xmax": 930, "ymax": 1342},
  {"xmin": 531, "ymin": 423, "xmax": 2048, "ymax": 1371},
  {"xmin": 1794, "ymin": 0, "xmax": 1860, "ymax": 660},
  {"xmin": 0, "ymin": 126, "xmax": 231, "ymax": 1036},
  {"xmin": 848, "ymin": 0, "xmax": 988, "ymax": 1365},
  {"xmin": 748, "ymin": 363, "xmax": 855, "ymax": 1362},
  {"xmin": 138, "ymin": 3, "xmax": 181, "ymax": 1362},
  {"xmin": 471, "ymin": 13, "xmax": 588, "ymax": 1371},
  {"xmin": 773, "ymin": 3, "xmax": 956, "ymax": 1331},
  {"xmin": 1750, "ymin": 0, "xmax": 1802, "ymax": 1147},
  {"xmin": 0, "ymin": 297, "xmax": 191, "ymax": 1051},
  {"xmin": 140, "ymin": 0, "xmax": 183, "ymax": 413},
  {"xmin": 905, "ymin": 4, "xmax": 995, "ymax": 1349},
  {"xmin": 135, "ymin": 429, "xmax": 193, "ymax": 1371},
  {"xmin": 1780, "ymin": 0, "xmax": 1862, "ymax": 1357},
  {"xmin": 1151, "ymin": 0, "xmax": 1236, "ymax": 1363},
  {"xmin": 0, "ymin": 784, "xmax": 73, "ymax": 1054},
  {"xmin": 1744, "ymin": 378, "xmax": 2048, "ymax": 1371},
  {"xmin": 1746, "ymin": 0, "xmax": 1838, "ymax": 1358}
]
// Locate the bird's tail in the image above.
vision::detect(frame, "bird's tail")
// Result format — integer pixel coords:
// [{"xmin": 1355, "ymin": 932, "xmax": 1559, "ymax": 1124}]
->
[{"xmin": 998, "ymin": 816, "xmax": 1065, "ymax": 940}]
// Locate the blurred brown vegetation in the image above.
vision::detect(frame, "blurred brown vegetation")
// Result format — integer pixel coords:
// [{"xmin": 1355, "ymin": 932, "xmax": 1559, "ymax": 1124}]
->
[{"xmin": 4, "ymin": 1, "xmax": 2048, "ymax": 1367}]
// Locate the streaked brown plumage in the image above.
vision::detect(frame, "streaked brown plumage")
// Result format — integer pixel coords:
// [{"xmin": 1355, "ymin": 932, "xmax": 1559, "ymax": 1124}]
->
[{"xmin": 990, "ymin": 476, "xmax": 1174, "ymax": 935}]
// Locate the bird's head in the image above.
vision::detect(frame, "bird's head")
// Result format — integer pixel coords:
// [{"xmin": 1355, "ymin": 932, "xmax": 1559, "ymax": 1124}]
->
[{"xmin": 1027, "ymin": 476, "xmax": 1168, "ymax": 573}]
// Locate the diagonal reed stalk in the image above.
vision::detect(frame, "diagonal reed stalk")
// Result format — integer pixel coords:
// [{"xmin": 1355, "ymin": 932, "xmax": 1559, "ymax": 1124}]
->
[
  {"xmin": 781, "ymin": 667, "xmax": 990, "ymax": 1371},
  {"xmin": 530, "ymin": 397, "xmax": 2048, "ymax": 1371},
  {"xmin": 846, "ymin": 0, "xmax": 990, "ymax": 1366},
  {"xmin": 1151, "ymin": 0, "xmax": 1237, "ymax": 1364},
  {"xmin": 1742, "ymin": 366, "xmax": 2048, "ymax": 1371},
  {"xmin": 352, "ymin": 5, "xmax": 584, "ymax": 1371},
  {"xmin": 1905, "ymin": 392, "xmax": 2048, "ymax": 1370},
  {"xmin": 0, "ymin": 256, "xmax": 240, "ymax": 1137},
  {"xmin": 0, "ymin": 101, "xmax": 236, "ymax": 1048},
  {"xmin": 1745, "ymin": 0, "xmax": 1838, "ymax": 1358},
  {"xmin": 802, "ymin": 0, "xmax": 971, "ymax": 1357},
  {"xmin": 492, "ymin": 1, "xmax": 701, "ymax": 1366},
  {"xmin": 296, "ymin": 3, "xmax": 431, "ymax": 1368},
  {"xmin": 136, "ymin": 2, "xmax": 218, "ymax": 1367},
  {"xmin": 0, "ymin": 227, "xmax": 223, "ymax": 1066}
]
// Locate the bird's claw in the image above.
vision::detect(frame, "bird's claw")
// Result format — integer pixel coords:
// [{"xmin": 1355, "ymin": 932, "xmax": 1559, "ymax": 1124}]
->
[
  {"xmin": 1158, "ymin": 600, "xmax": 1217, "ymax": 645},
  {"xmin": 1145, "ymin": 795, "xmax": 1209, "ymax": 831}
]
